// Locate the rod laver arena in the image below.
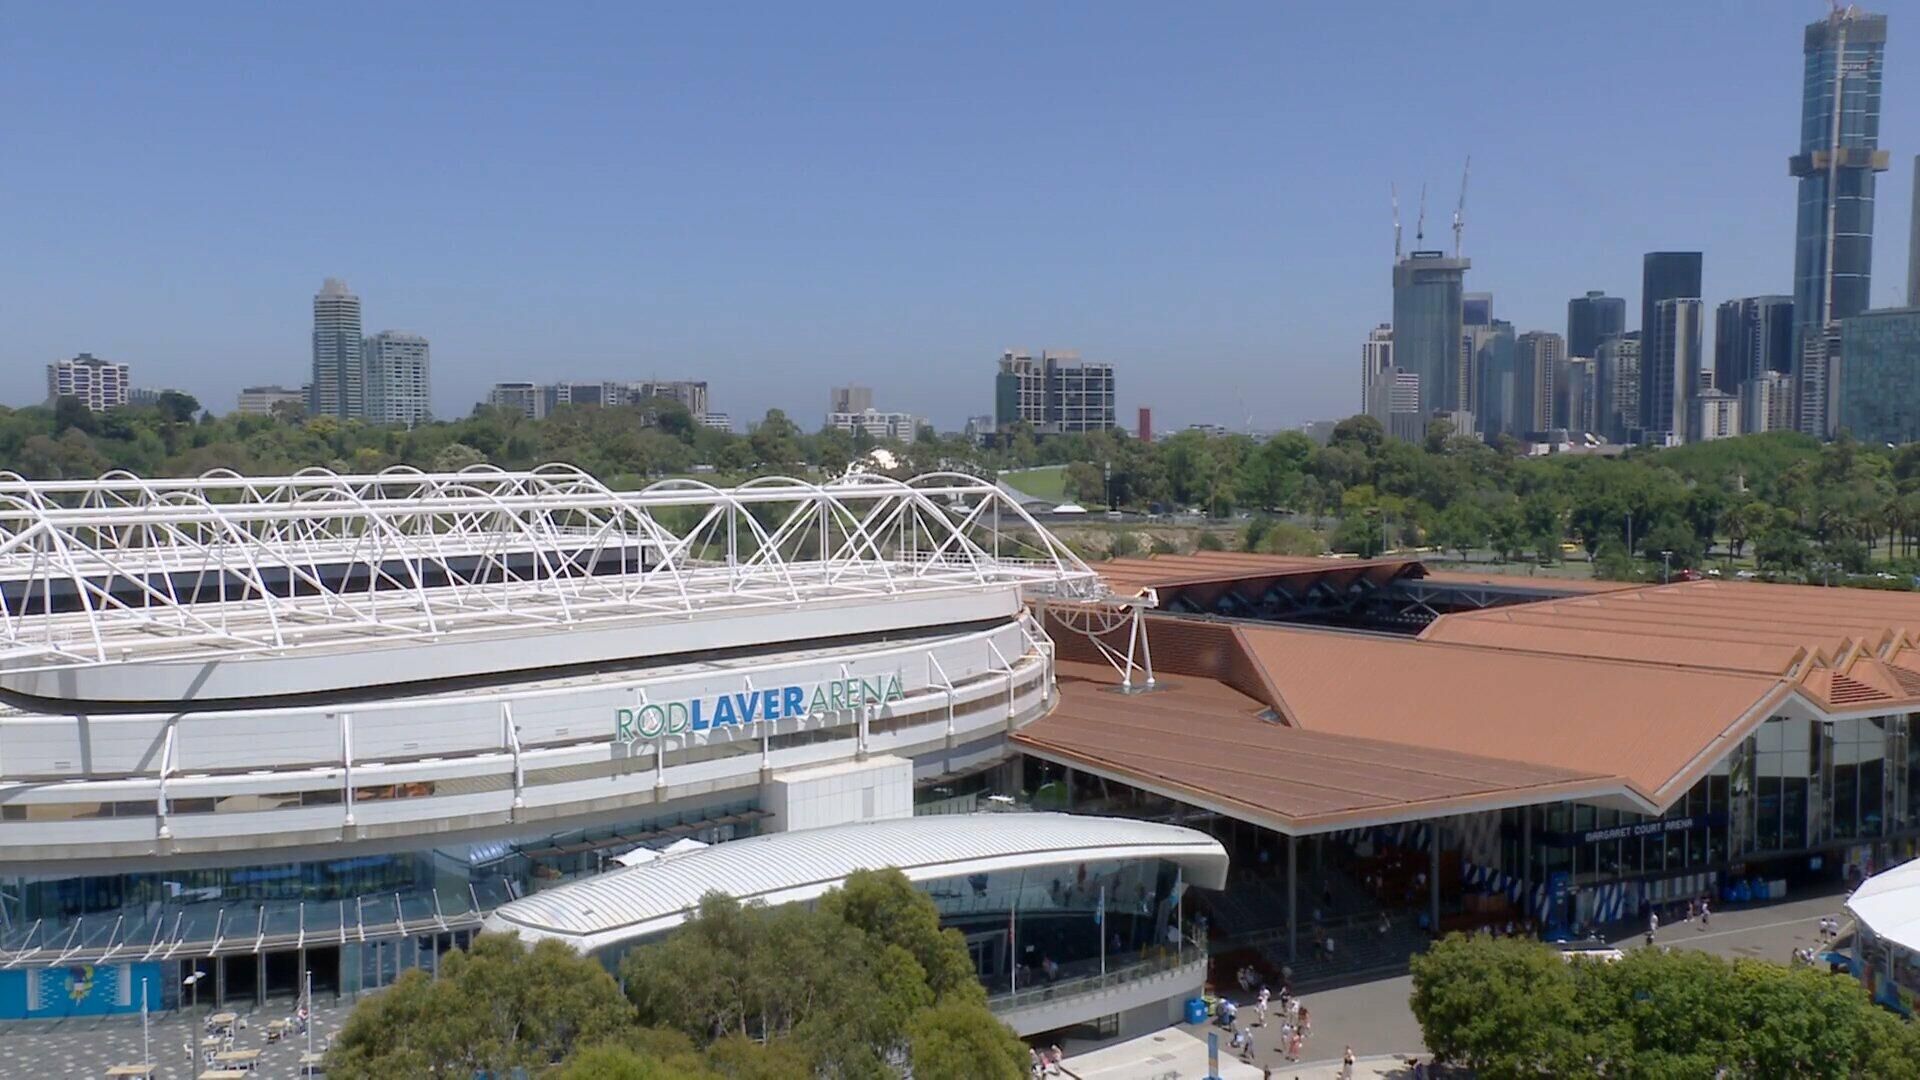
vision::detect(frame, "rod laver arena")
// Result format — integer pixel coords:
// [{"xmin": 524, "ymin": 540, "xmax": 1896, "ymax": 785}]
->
[{"xmin": 0, "ymin": 466, "xmax": 1099, "ymax": 1015}]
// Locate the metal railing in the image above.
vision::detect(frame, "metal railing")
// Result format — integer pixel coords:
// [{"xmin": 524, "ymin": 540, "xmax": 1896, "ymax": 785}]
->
[{"xmin": 988, "ymin": 948, "xmax": 1205, "ymax": 1014}]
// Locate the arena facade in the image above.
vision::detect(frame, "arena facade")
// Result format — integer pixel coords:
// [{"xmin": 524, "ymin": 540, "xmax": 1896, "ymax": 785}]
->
[{"xmin": 0, "ymin": 466, "xmax": 1101, "ymax": 1015}]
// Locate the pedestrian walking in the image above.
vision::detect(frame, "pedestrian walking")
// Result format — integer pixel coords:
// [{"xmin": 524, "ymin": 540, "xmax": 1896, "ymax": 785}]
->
[
  {"xmin": 1646, "ymin": 910, "xmax": 1659, "ymax": 946},
  {"xmin": 1256, "ymin": 985, "xmax": 1270, "ymax": 1025},
  {"xmin": 1342, "ymin": 1045, "xmax": 1356, "ymax": 1079},
  {"xmin": 1699, "ymin": 899, "xmax": 1710, "ymax": 927}
]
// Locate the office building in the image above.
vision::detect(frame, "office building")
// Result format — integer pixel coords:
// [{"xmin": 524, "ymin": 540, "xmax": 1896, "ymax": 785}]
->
[
  {"xmin": 1137, "ymin": 407, "xmax": 1153, "ymax": 444},
  {"xmin": 1837, "ymin": 306, "xmax": 1920, "ymax": 446},
  {"xmin": 363, "ymin": 331, "xmax": 431, "ymax": 427},
  {"xmin": 1647, "ymin": 298, "xmax": 1705, "ymax": 443},
  {"xmin": 634, "ymin": 380, "xmax": 709, "ymax": 419},
  {"xmin": 994, "ymin": 350, "xmax": 1115, "ymax": 433},
  {"xmin": 1469, "ymin": 321, "xmax": 1517, "ymax": 439},
  {"xmin": 963, "ymin": 415, "xmax": 995, "ymax": 445},
  {"xmin": 1462, "ymin": 293, "xmax": 1493, "ymax": 328},
  {"xmin": 1742, "ymin": 371, "xmax": 1796, "ymax": 435},
  {"xmin": 46, "ymin": 353, "xmax": 130, "ymax": 412},
  {"xmin": 1910, "ymin": 157, "xmax": 1919, "ymax": 307},
  {"xmin": 1714, "ymin": 296, "xmax": 1796, "ymax": 394},
  {"xmin": 1639, "ymin": 253, "xmax": 1702, "ymax": 431},
  {"xmin": 829, "ymin": 384, "xmax": 873, "ymax": 416},
  {"xmin": 236, "ymin": 385, "xmax": 307, "ymax": 417},
  {"xmin": 1792, "ymin": 7, "xmax": 1890, "ymax": 437},
  {"xmin": 1366, "ymin": 366, "xmax": 1423, "ymax": 443},
  {"xmin": 1360, "ymin": 324, "xmax": 1394, "ymax": 412},
  {"xmin": 1800, "ymin": 325, "xmax": 1846, "ymax": 439},
  {"xmin": 700, "ymin": 412, "xmax": 734, "ymax": 433},
  {"xmin": 310, "ymin": 278, "xmax": 364, "ymax": 421},
  {"xmin": 1595, "ymin": 333, "xmax": 1642, "ymax": 445},
  {"xmin": 1514, "ymin": 331, "xmax": 1564, "ymax": 435},
  {"xmin": 1392, "ymin": 251, "xmax": 1470, "ymax": 417},
  {"xmin": 1564, "ymin": 356, "xmax": 1597, "ymax": 435},
  {"xmin": 486, "ymin": 382, "xmax": 543, "ymax": 420},
  {"xmin": 1566, "ymin": 291, "xmax": 1627, "ymax": 360},
  {"xmin": 827, "ymin": 408, "xmax": 929, "ymax": 442},
  {"xmin": 1692, "ymin": 388, "xmax": 1741, "ymax": 443}
]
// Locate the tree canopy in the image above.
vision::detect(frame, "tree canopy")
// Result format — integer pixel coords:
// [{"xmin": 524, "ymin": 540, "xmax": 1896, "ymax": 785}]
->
[
  {"xmin": 327, "ymin": 868, "xmax": 1026, "ymax": 1079},
  {"xmin": 1410, "ymin": 934, "xmax": 1920, "ymax": 1079}
]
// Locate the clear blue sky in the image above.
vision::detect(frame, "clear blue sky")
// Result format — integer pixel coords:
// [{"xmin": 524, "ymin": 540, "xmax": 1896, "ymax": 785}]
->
[{"xmin": 3, "ymin": 1, "xmax": 1914, "ymax": 431}]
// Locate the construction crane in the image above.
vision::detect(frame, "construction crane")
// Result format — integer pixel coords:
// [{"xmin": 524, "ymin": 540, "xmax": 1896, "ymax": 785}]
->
[
  {"xmin": 1414, "ymin": 183, "xmax": 1428, "ymax": 249},
  {"xmin": 1391, "ymin": 183, "xmax": 1402, "ymax": 259},
  {"xmin": 1452, "ymin": 155, "xmax": 1471, "ymax": 258}
]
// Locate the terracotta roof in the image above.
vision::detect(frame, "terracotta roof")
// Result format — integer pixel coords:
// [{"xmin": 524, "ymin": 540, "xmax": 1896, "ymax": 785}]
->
[
  {"xmin": 1423, "ymin": 579, "xmax": 1920, "ymax": 711},
  {"xmin": 1414, "ymin": 570, "xmax": 1645, "ymax": 594},
  {"xmin": 1235, "ymin": 624, "xmax": 1788, "ymax": 809},
  {"xmin": 1012, "ymin": 662, "xmax": 1612, "ymax": 833}
]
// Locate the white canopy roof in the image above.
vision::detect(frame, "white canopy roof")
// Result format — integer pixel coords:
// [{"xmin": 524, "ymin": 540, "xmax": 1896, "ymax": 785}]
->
[
  {"xmin": 483, "ymin": 812, "xmax": 1229, "ymax": 954},
  {"xmin": 1847, "ymin": 857, "xmax": 1920, "ymax": 954}
]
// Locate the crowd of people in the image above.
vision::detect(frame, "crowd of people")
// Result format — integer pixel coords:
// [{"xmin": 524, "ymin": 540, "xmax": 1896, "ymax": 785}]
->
[{"xmin": 1217, "ymin": 981, "xmax": 1313, "ymax": 1066}]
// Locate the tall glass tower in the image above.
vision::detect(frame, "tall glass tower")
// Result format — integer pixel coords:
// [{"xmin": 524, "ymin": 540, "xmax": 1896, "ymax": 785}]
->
[
  {"xmin": 1391, "ymin": 251, "xmax": 1469, "ymax": 418},
  {"xmin": 1791, "ymin": 7, "xmax": 1889, "ymax": 435},
  {"xmin": 311, "ymin": 278, "xmax": 364, "ymax": 420}
]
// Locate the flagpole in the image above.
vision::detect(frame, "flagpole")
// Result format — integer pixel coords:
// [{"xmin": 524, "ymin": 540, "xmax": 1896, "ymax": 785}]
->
[
  {"xmin": 140, "ymin": 979, "xmax": 149, "ymax": 1070},
  {"xmin": 1009, "ymin": 870, "xmax": 1019, "ymax": 996},
  {"xmin": 305, "ymin": 969, "xmax": 314, "ymax": 1058},
  {"xmin": 1098, "ymin": 884, "xmax": 1106, "ymax": 977}
]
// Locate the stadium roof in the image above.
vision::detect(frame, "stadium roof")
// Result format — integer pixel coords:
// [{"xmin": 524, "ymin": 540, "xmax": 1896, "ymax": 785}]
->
[
  {"xmin": 482, "ymin": 813, "xmax": 1229, "ymax": 953},
  {"xmin": 0, "ymin": 466, "xmax": 1101, "ymax": 706}
]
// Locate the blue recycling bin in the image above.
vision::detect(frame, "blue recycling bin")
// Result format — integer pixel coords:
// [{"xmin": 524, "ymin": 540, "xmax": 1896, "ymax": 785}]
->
[{"xmin": 1185, "ymin": 997, "xmax": 1208, "ymax": 1025}]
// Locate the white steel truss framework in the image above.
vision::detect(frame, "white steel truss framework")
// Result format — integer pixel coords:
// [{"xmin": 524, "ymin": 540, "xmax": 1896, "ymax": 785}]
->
[{"xmin": 0, "ymin": 465, "xmax": 1102, "ymax": 676}]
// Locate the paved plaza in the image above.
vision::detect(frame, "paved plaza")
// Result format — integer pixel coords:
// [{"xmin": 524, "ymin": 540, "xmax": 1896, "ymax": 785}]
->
[
  {"xmin": 0, "ymin": 995, "xmax": 348, "ymax": 1079},
  {"xmin": 1183, "ymin": 885, "xmax": 1860, "ymax": 1077}
]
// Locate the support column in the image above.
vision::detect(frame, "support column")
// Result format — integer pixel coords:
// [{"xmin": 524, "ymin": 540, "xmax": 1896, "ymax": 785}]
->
[
  {"xmin": 257, "ymin": 951, "xmax": 267, "ymax": 1007},
  {"xmin": 1429, "ymin": 820, "xmax": 1442, "ymax": 938},
  {"xmin": 1522, "ymin": 810, "xmax": 1533, "ymax": 925},
  {"xmin": 1287, "ymin": 834, "xmax": 1298, "ymax": 963}
]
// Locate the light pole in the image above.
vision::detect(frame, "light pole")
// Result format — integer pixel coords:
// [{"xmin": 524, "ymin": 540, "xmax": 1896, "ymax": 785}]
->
[{"xmin": 1660, "ymin": 550, "xmax": 1673, "ymax": 584}]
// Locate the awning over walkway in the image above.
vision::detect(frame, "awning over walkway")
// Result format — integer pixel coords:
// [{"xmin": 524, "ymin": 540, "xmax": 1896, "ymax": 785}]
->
[{"xmin": 482, "ymin": 812, "xmax": 1228, "ymax": 954}]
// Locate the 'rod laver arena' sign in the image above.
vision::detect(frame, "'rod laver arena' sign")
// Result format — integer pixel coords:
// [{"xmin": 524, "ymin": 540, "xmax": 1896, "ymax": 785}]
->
[{"xmin": 615, "ymin": 674, "xmax": 906, "ymax": 742}]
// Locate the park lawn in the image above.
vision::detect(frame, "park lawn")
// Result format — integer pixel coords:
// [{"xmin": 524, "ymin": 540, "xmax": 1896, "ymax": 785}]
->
[{"xmin": 1001, "ymin": 465, "xmax": 1069, "ymax": 501}]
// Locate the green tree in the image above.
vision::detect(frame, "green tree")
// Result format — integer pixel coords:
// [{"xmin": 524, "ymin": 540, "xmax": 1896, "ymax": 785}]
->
[
  {"xmin": 1430, "ymin": 501, "xmax": 1488, "ymax": 561},
  {"xmin": 327, "ymin": 934, "xmax": 630, "ymax": 1079},
  {"xmin": 907, "ymin": 999, "xmax": 1029, "ymax": 1080}
]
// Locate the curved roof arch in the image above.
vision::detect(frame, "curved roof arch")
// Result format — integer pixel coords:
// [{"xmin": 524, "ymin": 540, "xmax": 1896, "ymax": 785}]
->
[{"xmin": 482, "ymin": 813, "xmax": 1228, "ymax": 954}]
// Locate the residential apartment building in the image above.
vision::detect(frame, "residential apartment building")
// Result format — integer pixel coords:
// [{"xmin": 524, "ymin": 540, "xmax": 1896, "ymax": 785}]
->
[
  {"xmin": 1361, "ymin": 324, "xmax": 1394, "ymax": 413},
  {"xmin": 310, "ymin": 278, "xmax": 364, "ymax": 420},
  {"xmin": 827, "ymin": 409, "xmax": 929, "ymax": 442},
  {"xmin": 46, "ymin": 354, "xmax": 130, "ymax": 412},
  {"xmin": 1594, "ymin": 333, "xmax": 1642, "ymax": 445},
  {"xmin": 363, "ymin": 331, "xmax": 431, "ymax": 427},
  {"xmin": 1742, "ymin": 371, "xmax": 1796, "ymax": 435}
]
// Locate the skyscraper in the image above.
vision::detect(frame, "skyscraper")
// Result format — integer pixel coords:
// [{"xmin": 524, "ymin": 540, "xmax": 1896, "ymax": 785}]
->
[
  {"xmin": 1566, "ymin": 291, "xmax": 1627, "ymax": 360},
  {"xmin": 1514, "ymin": 331, "xmax": 1564, "ymax": 435},
  {"xmin": 1791, "ymin": 7, "xmax": 1889, "ymax": 436},
  {"xmin": 1595, "ymin": 332, "xmax": 1642, "ymax": 444},
  {"xmin": 1647, "ymin": 298, "xmax": 1705, "ymax": 443},
  {"xmin": 1713, "ymin": 296, "xmax": 1796, "ymax": 392},
  {"xmin": 311, "ymin": 278, "xmax": 364, "ymax": 421},
  {"xmin": 1392, "ymin": 251, "xmax": 1470, "ymax": 417},
  {"xmin": 363, "ymin": 331, "xmax": 432, "ymax": 427},
  {"xmin": 1639, "ymin": 253, "xmax": 1702, "ymax": 432},
  {"xmin": 1361, "ymin": 324, "xmax": 1394, "ymax": 412},
  {"xmin": 1909, "ymin": 157, "xmax": 1919, "ymax": 307},
  {"xmin": 1470, "ymin": 321, "xmax": 1517, "ymax": 439},
  {"xmin": 1461, "ymin": 293, "xmax": 1493, "ymax": 328}
]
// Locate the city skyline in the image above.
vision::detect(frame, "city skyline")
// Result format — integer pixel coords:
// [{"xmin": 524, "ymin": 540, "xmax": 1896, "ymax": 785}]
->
[{"xmin": 2, "ymin": 3, "xmax": 1915, "ymax": 433}]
